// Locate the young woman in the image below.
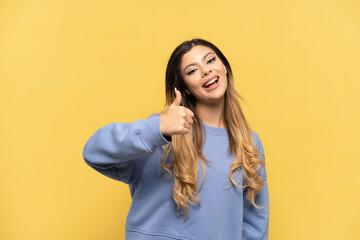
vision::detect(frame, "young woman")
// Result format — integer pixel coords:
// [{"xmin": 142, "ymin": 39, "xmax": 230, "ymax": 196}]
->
[{"xmin": 83, "ymin": 38, "xmax": 269, "ymax": 240}]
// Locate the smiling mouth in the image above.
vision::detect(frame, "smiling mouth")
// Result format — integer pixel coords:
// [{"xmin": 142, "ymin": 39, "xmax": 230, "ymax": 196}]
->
[{"xmin": 203, "ymin": 77, "xmax": 219, "ymax": 88}]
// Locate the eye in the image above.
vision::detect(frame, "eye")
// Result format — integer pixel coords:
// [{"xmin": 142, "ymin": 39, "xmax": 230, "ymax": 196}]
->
[
  {"xmin": 186, "ymin": 69, "xmax": 196, "ymax": 75},
  {"xmin": 207, "ymin": 57, "xmax": 215, "ymax": 64},
  {"xmin": 186, "ymin": 57, "xmax": 216, "ymax": 75}
]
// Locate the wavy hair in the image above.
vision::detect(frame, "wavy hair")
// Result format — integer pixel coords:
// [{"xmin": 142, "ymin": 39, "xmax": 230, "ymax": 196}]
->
[{"xmin": 156, "ymin": 38, "xmax": 265, "ymax": 221}]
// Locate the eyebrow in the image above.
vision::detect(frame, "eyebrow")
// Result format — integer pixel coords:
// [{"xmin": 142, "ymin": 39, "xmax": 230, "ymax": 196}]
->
[{"xmin": 183, "ymin": 51, "xmax": 215, "ymax": 73}]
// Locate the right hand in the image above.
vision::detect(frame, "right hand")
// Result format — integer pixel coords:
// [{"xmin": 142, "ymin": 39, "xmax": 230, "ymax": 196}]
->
[{"xmin": 160, "ymin": 87, "xmax": 194, "ymax": 136}]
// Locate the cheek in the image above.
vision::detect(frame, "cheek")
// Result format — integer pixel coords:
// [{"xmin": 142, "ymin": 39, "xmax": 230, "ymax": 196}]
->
[
  {"xmin": 182, "ymin": 79, "xmax": 196, "ymax": 92},
  {"xmin": 187, "ymin": 83, "xmax": 198, "ymax": 91},
  {"xmin": 219, "ymin": 65, "xmax": 227, "ymax": 73},
  {"xmin": 184, "ymin": 76, "xmax": 198, "ymax": 88}
]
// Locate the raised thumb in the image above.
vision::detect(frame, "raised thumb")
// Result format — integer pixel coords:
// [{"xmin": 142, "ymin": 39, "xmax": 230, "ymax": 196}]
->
[{"xmin": 172, "ymin": 87, "xmax": 182, "ymax": 106}]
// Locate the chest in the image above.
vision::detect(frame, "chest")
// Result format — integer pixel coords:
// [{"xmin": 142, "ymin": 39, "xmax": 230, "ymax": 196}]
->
[{"xmin": 199, "ymin": 134, "xmax": 244, "ymax": 191}]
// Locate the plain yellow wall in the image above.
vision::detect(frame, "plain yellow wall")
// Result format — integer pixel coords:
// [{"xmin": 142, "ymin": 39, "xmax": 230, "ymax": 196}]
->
[{"xmin": 1, "ymin": 0, "xmax": 359, "ymax": 239}]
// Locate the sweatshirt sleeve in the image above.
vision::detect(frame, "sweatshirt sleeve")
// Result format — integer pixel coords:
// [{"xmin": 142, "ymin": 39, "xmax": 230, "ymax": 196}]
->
[
  {"xmin": 242, "ymin": 131, "xmax": 270, "ymax": 240},
  {"xmin": 82, "ymin": 113, "xmax": 172, "ymax": 184}
]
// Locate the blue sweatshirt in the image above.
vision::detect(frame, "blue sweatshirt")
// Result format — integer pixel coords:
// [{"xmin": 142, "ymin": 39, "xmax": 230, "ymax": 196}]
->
[{"xmin": 83, "ymin": 113, "xmax": 269, "ymax": 240}]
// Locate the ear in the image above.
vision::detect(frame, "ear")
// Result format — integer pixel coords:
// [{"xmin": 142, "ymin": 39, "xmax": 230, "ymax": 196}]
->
[
  {"xmin": 225, "ymin": 67, "xmax": 227, "ymax": 74},
  {"xmin": 185, "ymin": 89, "xmax": 191, "ymax": 95}
]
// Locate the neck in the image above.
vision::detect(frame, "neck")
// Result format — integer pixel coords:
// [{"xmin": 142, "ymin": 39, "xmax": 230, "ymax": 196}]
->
[{"xmin": 195, "ymin": 97, "xmax": 225, "ymax": 128}]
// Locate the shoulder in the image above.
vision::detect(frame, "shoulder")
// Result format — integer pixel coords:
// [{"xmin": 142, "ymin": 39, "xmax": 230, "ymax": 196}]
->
[
  {"xmin": 250, "ymin": 129, "xmax": 264, "ymax": 155},
  {"xmin": 250, "ymin": 129, "xmax": 267, "ymax": 180},
  {"xmin": 250, "ymin": 129, "xmax": 261, "ymax": 145}
]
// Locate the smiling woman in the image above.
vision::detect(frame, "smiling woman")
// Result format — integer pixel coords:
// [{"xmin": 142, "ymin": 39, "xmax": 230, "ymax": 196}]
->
[
  {"xmin": 180, "ymin": 45, "xmax": 228, "ymax": 107},
  {"xmin": 83, "ymin": 38, "xmax": 269, "ymax": 240}
]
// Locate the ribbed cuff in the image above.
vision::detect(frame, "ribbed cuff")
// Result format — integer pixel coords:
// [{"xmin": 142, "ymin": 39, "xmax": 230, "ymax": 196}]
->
[{"xmin": 139, "ymin": 115, "xmax": 172, "ymax": 151}]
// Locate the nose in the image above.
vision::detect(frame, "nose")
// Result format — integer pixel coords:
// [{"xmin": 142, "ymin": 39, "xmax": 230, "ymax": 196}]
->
[{"xmin": 202, "ymin": 66, "xmax": 211, "ymax": 77}]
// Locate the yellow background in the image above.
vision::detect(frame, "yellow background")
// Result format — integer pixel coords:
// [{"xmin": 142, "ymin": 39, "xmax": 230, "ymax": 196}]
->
[{"xmin": 1, "ymin": 0, "xmax": 359, "ymax": 239}]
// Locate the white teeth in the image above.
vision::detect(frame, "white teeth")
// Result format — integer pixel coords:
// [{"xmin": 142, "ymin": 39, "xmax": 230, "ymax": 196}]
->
[{"xmin": 205, "ymin": 77, "xmax": 218, "ymax": 87}]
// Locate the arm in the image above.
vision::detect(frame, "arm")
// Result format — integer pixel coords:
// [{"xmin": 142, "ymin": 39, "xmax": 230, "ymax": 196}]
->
[
  {"xmin": 82, "ymin": 113, "xmax": 172, "ymax": 184},
  {"xmin": 242, "ymin": 130, "xmax": 270, "ymax": 240}
]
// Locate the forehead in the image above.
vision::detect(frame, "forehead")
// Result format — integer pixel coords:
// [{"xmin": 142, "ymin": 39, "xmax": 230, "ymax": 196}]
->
[{"xmin": 180, "ymin": 45, "xmax": 215, "ymax": 67}]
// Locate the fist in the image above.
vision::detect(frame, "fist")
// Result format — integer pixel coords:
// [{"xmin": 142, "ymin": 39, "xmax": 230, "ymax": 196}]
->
[{"xmin": 160, "ymin": 87, "xmax": 194, "ymax": 136}]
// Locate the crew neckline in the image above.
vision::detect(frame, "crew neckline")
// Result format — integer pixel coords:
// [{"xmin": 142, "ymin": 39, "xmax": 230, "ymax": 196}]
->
[{"xmin": 200, "ymin": 122, "xmax": 228, "ymax": 136}]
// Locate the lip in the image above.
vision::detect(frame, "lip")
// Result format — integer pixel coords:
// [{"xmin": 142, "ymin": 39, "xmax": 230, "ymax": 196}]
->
[
  {"xmin": 202, "ymin": 75, "xmax": 219, "ymax": 87},
  {"xmin": 202, "ymin": 77, "xmax": 220, "ymax": 91}
]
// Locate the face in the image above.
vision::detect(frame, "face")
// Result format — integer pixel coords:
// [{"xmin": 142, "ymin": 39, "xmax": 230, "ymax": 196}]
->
[{"xmin": 180, "ymin": 45, "xmax": 228, "ymax": 105}]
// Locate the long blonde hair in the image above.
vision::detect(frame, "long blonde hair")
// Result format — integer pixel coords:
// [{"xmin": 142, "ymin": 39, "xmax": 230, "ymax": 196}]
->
[{"xmin": 157, "ymin": 39, "xmax": 265, "ymax": 221}]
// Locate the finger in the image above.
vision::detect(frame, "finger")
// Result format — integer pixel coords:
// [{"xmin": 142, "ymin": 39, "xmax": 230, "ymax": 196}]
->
[
  {"xmin": 183, "ymin": 121, "xmax": 191, "ymax": 130},
  {"xmin": 184, "ymin": 108, "xmax": 194, "ymax": 118},
  {"xmin": 184, "ymin": 114, "xmax": 194, "ymax": 125},
  {"xmin": 172, "ymin": 87, "xmax": 182, "ymax": 106},
  {"xmin": 183, "ymin": 128, "xmax": 190, "ymax": 134}
]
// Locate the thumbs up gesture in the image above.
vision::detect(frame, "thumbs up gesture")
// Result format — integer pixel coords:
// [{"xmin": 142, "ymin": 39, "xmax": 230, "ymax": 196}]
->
[{"xmin": 160, "ymin": 87, "xmax": 194, "ymax": 136}]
